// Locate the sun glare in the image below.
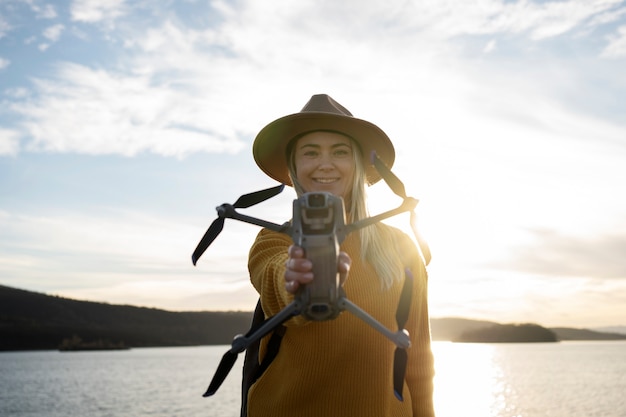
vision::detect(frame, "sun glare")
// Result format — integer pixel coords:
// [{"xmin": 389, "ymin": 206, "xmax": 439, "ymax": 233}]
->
[{"xmin": 432, "ymin": 342, "xmax": 513, "ymax": 417}]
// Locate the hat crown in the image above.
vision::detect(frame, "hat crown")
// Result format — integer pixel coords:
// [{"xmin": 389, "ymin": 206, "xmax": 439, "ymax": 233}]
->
[{"xmin": 301, "ymin": 94, "xmax": 353, "ymax": 117}]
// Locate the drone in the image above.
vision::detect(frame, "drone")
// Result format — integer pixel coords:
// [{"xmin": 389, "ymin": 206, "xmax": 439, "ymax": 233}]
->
[{"xmin": 192, "ymin": 151, "xmax": 431, "ymax": 401}]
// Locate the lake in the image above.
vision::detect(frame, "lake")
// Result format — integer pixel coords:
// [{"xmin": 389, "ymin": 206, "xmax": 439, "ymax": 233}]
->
[{"xmin": 1, "ymin": 341, "xmax": 624, "ymax": 417}]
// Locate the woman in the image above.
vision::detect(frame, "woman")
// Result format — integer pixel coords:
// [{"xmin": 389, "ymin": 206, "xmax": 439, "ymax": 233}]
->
[{"xmin": 247, "ymin": 94, "xmax": 435, "ymax": 417}]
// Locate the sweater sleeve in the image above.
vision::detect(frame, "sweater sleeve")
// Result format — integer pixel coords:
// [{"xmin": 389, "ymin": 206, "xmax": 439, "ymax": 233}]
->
[{"xmin": 248, "ymin": 228, "xmax": 307, "ymax": 326}]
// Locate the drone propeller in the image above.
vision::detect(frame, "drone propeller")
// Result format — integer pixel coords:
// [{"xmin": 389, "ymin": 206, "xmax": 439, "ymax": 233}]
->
[
  {"xmin": 371, "ymin": 151, "xmax": 432, "ymax": 266},
  {"xmin": 371, "ymin": 151, "xmax": 407, "ymax": 199},
  {"xmin": 393, "ymin": 269, "xmax": 414, "ymax": 401},
  {"xmin": 192, "ymin": 184, "xmax": 285, "ymax": 265},
  {"xmin": 203, "ymin": 315, "xmax": 266, "ymax": 398},
  {"xmin": 203, "ymin": 349, "xmax": 239, "ymax": 397},
  {"xmin": 232, "ymin": 184, "xmax": 286, "ymax": 209},
  {"xmin": 192, "ymin": 217, "xmax": 225, "ymax": 266}
]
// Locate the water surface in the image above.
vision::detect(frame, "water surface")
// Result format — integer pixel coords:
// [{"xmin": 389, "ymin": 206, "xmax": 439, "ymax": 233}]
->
[{"xmin": 1, "ymin": 341, "xmax": 624, "ymax": 417}]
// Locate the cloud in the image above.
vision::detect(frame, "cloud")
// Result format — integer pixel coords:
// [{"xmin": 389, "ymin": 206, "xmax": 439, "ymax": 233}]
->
[
  {"xmin": 503, "ymin": 0, "xmax": 624, "ymax": 40},
  {"xmin": 31, "ymin": 2, "xmax": 58, "ymax": 19},
  {"xmin": 0, "ymin": 208, "xmax": 260, "ymax": 310},
  {"xmin": 0, "ymin": 128, "xmax": 21, "ymax": 155},
  {"xmin": 42, "ymin": 23, "xmax": 64, "ymax": 41},
  {"xmin": 493, "ymin": 227, "xmax": 626, "ymax": 280},
  {"xmin": 4, "ymin": 86, "xmax": 29, "ymax": 98},
  {"xmin": 38, "ymin": 23, "xmax": 65, "ymax": 50},
  {"xmin": 70, "ymin": 0, "xmax": 127, "ymax": 23},
  {"xmin": 601, "ymin": 24, "xmax": 626, "ymax": 57},
  {"xmin": 483, "ymin": 39, "xmax": 497, "ymax": 53},
  {"xmin": 587, "ymin": 3, "xmax": 626, "ymax": 26},
  {"xmin": 0, "ymin": 1, "xmax": 57, "ymax": 39},
  {"xmin": 339, "ymin": 0, "xmax": 625, "ymax": 41},
  {"xmin": 10, "ymin": 62, "xmax": 246, "ymax": 157},
  {"xmin": 0, "ymin": 56, "xmax": 10, "ymax": 69},
  {"xmin": 4, "ymin": 0, "xmax": 626, "ymax": 159},
  {"xmin": 0, "ymin": 15, "xmax": 10, "ymax": 38},
  {"xmin": 0, "ymin": 208, "xmax": 186, "ymax": 276}
]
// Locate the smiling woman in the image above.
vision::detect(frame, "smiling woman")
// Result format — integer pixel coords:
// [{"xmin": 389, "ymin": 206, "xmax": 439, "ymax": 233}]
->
[{"xmin": 242, "ymin": 94, "xmax": 435, "ymax": 417}]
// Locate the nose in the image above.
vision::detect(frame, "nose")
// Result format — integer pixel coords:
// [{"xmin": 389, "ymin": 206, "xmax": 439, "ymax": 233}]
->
[{"xmin": 317, "ymin": 153, "xmax": 335, "ymax": 170}]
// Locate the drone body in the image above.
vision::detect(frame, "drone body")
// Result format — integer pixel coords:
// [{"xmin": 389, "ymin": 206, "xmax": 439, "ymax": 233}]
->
[{"xmin": 292, "ymin": 192, "xmax": 346, "ymax": 321}]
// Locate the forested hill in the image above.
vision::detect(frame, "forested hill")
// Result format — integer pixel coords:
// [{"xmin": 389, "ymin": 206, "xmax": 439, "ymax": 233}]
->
[
  {"xmin": 2, "ymin": 284, "xmax": 624, "ymax": 351},
  {"xmin": 0, "ymin": 284, "xmax": 253, "ymax": 351}
]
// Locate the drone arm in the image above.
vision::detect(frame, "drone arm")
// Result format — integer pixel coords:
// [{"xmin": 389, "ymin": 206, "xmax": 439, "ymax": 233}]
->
[
  {"xmin": 230, "ymin": 299, "xmax": 302, "ymax": 353},
  {"xmin": 203, "ymin": 299, "xmax": 302, "ymax": 397},
  {"xmin": 339, "ymin": 298, "xmax": 410, "ymax": 349},
  {"xmin": 343, "ymin": 198, "xmax": 418, "ymax": 236},
  {"xmin": 342, "ymin": 198, "xmax": 431, "ymax": 266},
  {"xmin": 226, "ymin": 208, "xmax": 291, "ymax": 234}
]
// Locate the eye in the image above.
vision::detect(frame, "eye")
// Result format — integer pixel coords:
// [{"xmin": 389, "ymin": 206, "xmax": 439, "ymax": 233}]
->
[{"xmin": 333, "ymin": 147, "xmax": 351, "ymax": 157}]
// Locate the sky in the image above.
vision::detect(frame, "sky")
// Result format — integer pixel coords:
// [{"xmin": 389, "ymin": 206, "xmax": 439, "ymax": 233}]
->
[{"xmin": 1, "ymin": 0, "xmax": 625, "ymax": 329}]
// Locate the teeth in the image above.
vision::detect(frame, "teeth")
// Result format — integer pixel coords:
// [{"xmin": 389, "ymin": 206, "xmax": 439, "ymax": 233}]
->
[{"xmin": 314, "ymin": 178, "xmax": 337, "ymax": 184}]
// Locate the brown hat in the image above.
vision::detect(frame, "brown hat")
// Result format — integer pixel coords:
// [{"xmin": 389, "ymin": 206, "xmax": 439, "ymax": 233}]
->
[{"xmin": 252, "ymin": 94, "xmax": 395, "ymax": 185}]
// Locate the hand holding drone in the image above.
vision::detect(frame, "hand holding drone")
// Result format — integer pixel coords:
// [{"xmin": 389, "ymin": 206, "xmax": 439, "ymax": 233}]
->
[{"xmin": 192, "ymin": 152, "xmax": 431, "ymax": 401}]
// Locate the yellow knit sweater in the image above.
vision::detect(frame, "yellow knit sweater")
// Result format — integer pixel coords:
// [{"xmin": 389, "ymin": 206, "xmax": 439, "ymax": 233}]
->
[{"xmin": 247, "ymin": 226, "xmax": 435, "ymax": 417}]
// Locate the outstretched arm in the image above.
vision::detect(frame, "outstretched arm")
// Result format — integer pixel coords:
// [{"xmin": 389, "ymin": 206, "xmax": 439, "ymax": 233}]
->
[{"xmin": 284, "ymin": 245, "xmax": 351, "ymax": 294}]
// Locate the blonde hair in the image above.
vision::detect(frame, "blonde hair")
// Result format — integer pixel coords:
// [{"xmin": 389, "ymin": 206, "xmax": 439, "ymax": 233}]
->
[{"xmin": 288, "ymin": 134, "xmax": 405, "ymax": 289}]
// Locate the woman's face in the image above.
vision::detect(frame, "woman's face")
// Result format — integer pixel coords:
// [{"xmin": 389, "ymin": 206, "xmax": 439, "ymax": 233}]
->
[{"xmin": 292, "ymin": 131, "xmax": 355, "ymax": 200}]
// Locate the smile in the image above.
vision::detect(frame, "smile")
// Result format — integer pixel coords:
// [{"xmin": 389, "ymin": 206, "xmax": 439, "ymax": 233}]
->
[{"xmin": 314, "ymin": 178, "xmax": 339, "ymax": 184}]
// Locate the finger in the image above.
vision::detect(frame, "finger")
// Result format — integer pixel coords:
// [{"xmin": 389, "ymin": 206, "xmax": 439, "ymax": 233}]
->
[
  {"xmin": 285, "ymin": 280, "xmax": 299, "ymax": 294},
  {"xmin": 338, "ymin": 252, "xmax": 351, "ymax": 285},
  {"xmin": 286, "ymin": 257, "xmax": 313, "ymax": 273},
  {"xmin": 339, "ymin": 268, "xmax": 349, "ymax": 286},
  {"xmin": 337, "ymin": 252, "xmax": 351, "ymax": 273},
  {"xmin": 285, "ymin": 268, "xmax": 314, "ymax": 285},
  {"xmin": 288, "ymin": 245, "xmax": 304, "ymax": 258}
]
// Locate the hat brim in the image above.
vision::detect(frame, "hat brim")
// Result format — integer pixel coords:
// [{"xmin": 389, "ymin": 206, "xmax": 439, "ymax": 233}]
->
[{"xmin": 253, "ymin": 112, "xmax": 395, "ymax": 186}]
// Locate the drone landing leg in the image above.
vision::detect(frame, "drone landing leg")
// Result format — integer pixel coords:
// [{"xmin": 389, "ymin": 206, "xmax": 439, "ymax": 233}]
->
[
  {"xmin": 231, "ymin": 299, "xmax": 302, "ymax": 353},
  {"xmin": 339, "ymin": 298, "xmax": 410, "ymax": 349},
  {"xmin": 340, "ymin": 268, "xmax": 415, "ymax": 402}
]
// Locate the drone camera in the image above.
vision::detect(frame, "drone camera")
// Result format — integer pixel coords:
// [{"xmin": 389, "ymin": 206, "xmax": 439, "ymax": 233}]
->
[
  {"xmin": 307, "ymin": 193, "xmax": 327, "ymax": 207},
  {"xmin": 301, "ymin": 198, "xmax": 334, "ymax": 233}
]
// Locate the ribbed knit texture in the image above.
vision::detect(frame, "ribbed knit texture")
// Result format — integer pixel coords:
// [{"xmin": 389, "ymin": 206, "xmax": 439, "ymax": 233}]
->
[{"xmin": 247, "ymin": 227, "xmax": 435, "ymax": 417}]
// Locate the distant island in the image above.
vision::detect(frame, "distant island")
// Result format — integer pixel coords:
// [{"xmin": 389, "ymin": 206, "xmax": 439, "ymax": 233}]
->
[
  {"xmin": 0, "ymin": 284, "xmax": 253, "ymax": 351},
  {"xmin": 454, "ymin": 323, "xmax": 558, "ymax": 343},
  {"xmin": 58, "ymin": 335, "xmax": 130, "ymax": 351},
  {"xmin": 1, "ymin": 284, "xmax": 625, "ymax": 351}
]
